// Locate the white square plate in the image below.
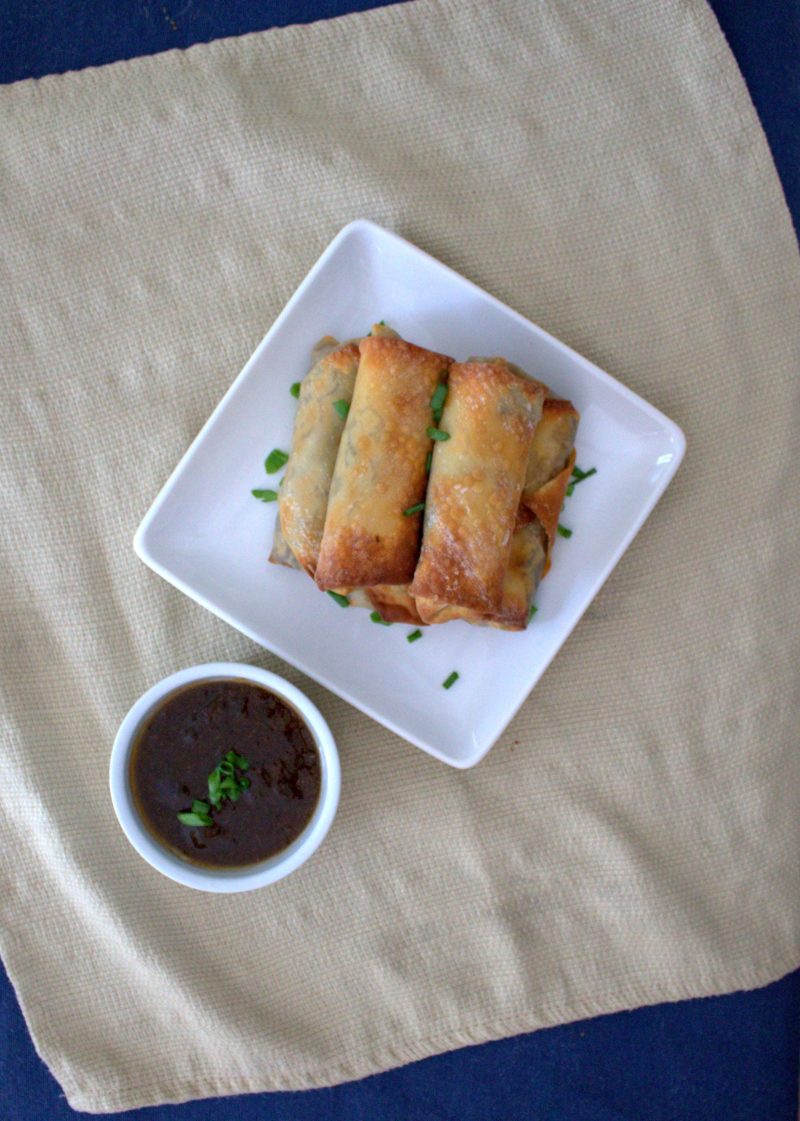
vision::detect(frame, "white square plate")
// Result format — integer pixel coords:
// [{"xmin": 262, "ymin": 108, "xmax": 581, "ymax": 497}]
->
[{"xmin": 135, "ymin": 220, "xmax": 685, "ymax": 768}]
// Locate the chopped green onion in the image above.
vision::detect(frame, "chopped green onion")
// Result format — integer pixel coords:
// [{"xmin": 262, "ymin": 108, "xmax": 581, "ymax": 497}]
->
[
  {"xmin": 252, "ymin": 488, "xmax": 278, "ymax": 502},
  {"xmin": 327, "ymin": 590, "xmax": 350, "ymax": 607},
  {"xmin": 426, "ymin": 427, "xmax": 450, "ymax": 441},
  {"xmin": 442, "ymin": 671, "xmax": 459, "ymax": 690},
  {"xmin": 571, "ymin": 466, "xmax": 597, "ymax": 484},
  {"xmin": 565, "ymin": 483, "xmax": 575, "ymax": 497},
  {"xmin": 290, "ymin": 382, "xmax": 301, "ymax": 399},
  {"xmin": 403, "ymin": 502, "xmax": 425, "ymax": 516},
  {"xmin": 430, "ymin": 383, "xmax": 448, "ymax": 422},
  {"xmin": 370, "ymin": 610, "xmax": 391, "ymax": 626},
  {"xmin": 406, "ymin": 629, "xmax": 423, "ymax": 643},
  {"xmin": 528, "ymin": 604, "xmax": 538, "ymax": 622},
  {"xmin": 177, "ymin": 811, "xmax": 213, "ymax": 828},
  {"xmin": 425, "ymin": 451, "xmax": 432, "ymax": 473},
  {"xmin": 557, "ymin": 524, "xmax": 573, "ymax": 538},
  {"xmin": 378, "ymin": 320, "xmax": 385, "ymax": 325},
  {"xmin": 265, "ymin": 448, "xmax": 289, "ymax": 474},
  {"xmin": 191, "ymin": 753, "xmax": 253, "ymax": 819},
  {"xmin": 333, "ymin": 400, "xmax": 350, "ymax": 420}
]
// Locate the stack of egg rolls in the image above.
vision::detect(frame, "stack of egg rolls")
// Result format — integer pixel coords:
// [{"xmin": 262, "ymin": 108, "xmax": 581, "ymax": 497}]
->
[{"xmin": 270, "ymin": 327, "xmax": 579, "ymax": 630}]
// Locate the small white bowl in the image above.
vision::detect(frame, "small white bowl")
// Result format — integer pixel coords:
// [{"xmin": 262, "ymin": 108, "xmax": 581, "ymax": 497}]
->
[{"xmin": 109, "ymin": 662, "xmax": 340, "ymax": 893}]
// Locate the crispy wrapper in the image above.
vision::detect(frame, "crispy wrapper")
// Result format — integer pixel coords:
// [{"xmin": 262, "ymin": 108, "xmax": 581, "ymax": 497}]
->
[
  {"xmin": 410, "ymin": 360, "xmax": 546, "ymax": 624},
  {"xmin": 269, "ymin": 519, "xmax": 300, "ymax": 569},
  {"xmin": 277, "ymin": 338, "xmax": 361, "ymax": 577},
  {"xmin": 485, "ymin": 513, "xmax": 548, "ymax": 631},
  {"xmin": 315, "ymin": 335, "xmax": 452, "ymax": 591},
  {"xmin": 365, "ymin": 585, "xmax": 424, "ymax": 625},
  {"xmin": 487, "ymin": 398, "xmax": 579, "ymax": 629},
  {"xmin": 270, "ymin": 325, "xmax": 399, "ymax": 574},
  {"xmin": 521, "ymin": 398, "xmax": 579, "ymax": 575}
]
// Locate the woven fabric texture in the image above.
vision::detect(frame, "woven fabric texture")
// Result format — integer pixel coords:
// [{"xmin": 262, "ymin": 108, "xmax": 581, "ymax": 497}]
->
[{"xmin": 0, "ymin": 0, "xmax": 798, "ymax": 1111}]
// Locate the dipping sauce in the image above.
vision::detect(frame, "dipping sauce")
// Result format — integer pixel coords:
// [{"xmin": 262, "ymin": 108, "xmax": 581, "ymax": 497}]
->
[{"xmin": 129, "ymin": 679, "xmax": 321, "ymax": 868}]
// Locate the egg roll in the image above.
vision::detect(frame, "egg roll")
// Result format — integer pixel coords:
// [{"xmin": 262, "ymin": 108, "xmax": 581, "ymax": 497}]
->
[
  {"xmin": 270, "ymin": 325, "xmax": 399, "ymax": 572},
  {"xmin": 365, "ymin": 584, "xmax": 424, "ymax": 625},
  {"xmin": 485, "ymin": 515, "xmax": 548, "ymax": 630},
  {"xmin": 277, "ymin": 337, "xmax": 361, "ymax": 577},
  {"xmin": 521, "ymin": 397, "xmax": 579, "ymax": 576},
  {"xmin": 269, "ymin": 519, "xmax": 300, "ymax": 569},
  {"xmin": 410, "ymin": 360, "xmax": 546, "ymax": 624},
  {"xmin": 484, "ymin": 397, "xmax": 579, "ymax": 629},
  {"xmin": 315, "ymin": 334, "xmax": 452, "ymax": 591}
]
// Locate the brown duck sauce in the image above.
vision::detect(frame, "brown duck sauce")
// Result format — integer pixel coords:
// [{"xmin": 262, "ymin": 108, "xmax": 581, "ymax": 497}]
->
[{"xmin": 129, "ymin": 679, "xmax": 321, "ymax": 868}]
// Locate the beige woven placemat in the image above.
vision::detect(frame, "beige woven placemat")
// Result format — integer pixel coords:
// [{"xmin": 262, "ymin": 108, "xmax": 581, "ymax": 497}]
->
[{"xmin": 1, "ymin": 0, "xmax": 798, "ymax": 1112}]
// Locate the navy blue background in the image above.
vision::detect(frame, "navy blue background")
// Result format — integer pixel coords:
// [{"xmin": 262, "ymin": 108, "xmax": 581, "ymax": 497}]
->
[{"xmin": 1, "ymin": 2, "xmax": 798, "ymax": 1117}]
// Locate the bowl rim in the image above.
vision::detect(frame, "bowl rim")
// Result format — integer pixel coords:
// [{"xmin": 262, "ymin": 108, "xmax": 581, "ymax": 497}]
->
[{"xmin": 109, "ymin": 662, "xmax": 340, "ymax": 893}]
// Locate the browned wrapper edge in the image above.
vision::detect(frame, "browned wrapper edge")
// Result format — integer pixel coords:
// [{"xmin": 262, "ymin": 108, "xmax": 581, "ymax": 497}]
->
[{"xmin": 525, "ymin": 448, "xmax": 577, "ymax": 576}]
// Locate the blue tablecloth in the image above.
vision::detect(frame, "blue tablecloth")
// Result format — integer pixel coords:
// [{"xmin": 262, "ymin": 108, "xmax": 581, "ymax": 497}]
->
[{"xmin": 2, "ymin": 3, "xmax": 798, "ymax": 1117}]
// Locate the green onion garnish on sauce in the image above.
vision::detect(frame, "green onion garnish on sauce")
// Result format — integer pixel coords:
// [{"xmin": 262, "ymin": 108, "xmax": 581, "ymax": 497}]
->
[
  {"xmin": 290, "ymin": 382, "xmax": 301, "ymax": 399},
  {"xmin": 442, "ymin": 671, "xmax": 459, "ymax": 690},
  {"xmin": 333, "ymin": 400, "xmax": 350, "ymax": 420},
  {"xmin": 427, "ymin": 427, "xmax": 450, "ymax": 441},
  {"xmin": 197, "ymin": 752, "xmax": 252, "ymax": 819},
  {"xmin": 177, "ymin": 811, "xmax": 213, "ymax": 827},
  {"xmin": 406, "ymin": 629, "xmax": 423, "ymax": 643},
  {"xmin": 265, "ymin": 448, "xmax": 289, "ymax": 474},
  {"xmin": 403, "ymin": 502, "xmax": 425, "ymax": 516},
  {"xmin": 327, "ymin": 590, "xmax": 350, "ymax": 607},
  {"xmin": 252, "ymin": 488, "xmax": 278, "ymax": 502},
  {"xmin": 557, "ymin": 524, "xmax": 573, "ymax": 539},
  {"xmin": 528, "ymin": 604, "xmax": 538, "ymax": 622},
  {"xmin": 370, "ymin": 611, "xmax": 391, "ymax": 625},
  {"xmin": 425, "ymin": 451, "xmax": 432, "ymax": 473}
]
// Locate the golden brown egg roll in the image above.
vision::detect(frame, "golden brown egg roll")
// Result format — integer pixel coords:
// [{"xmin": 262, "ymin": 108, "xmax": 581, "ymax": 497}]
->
[
  {"xmin": 271, "ymin": 325, "xmax": 400, "ymax": 574},
  {"xmin": 269, "ymin": 519, "xmax": 300, "ymax": 569},
  {"xmin": 484, "ymin": 398, "xmax": 579, "ymax": 630},
  {"xmin": 410, "ymin": 360, "xmax": 546, "ymax": 624},
  {"xmin": 365, "ymin": 584, "xmax": 424, "ymax": 625},
  {"xmin": 485, "ymin": 514, "xmax": 548, "ymax": 631},
  {"xmin": 277, "ymin": 337, "xmax": 361, "ymax": 577},
  {"xmin": 521, "ymin": 397, "xmax": 579, "ymax": 576},
  {"xmin": 268, "ymin": 325, "xmax": 422, "ymax": 625},
  {"xmin": 315, "ymin": 334, "xmax": 452, "ymax": 591}
]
